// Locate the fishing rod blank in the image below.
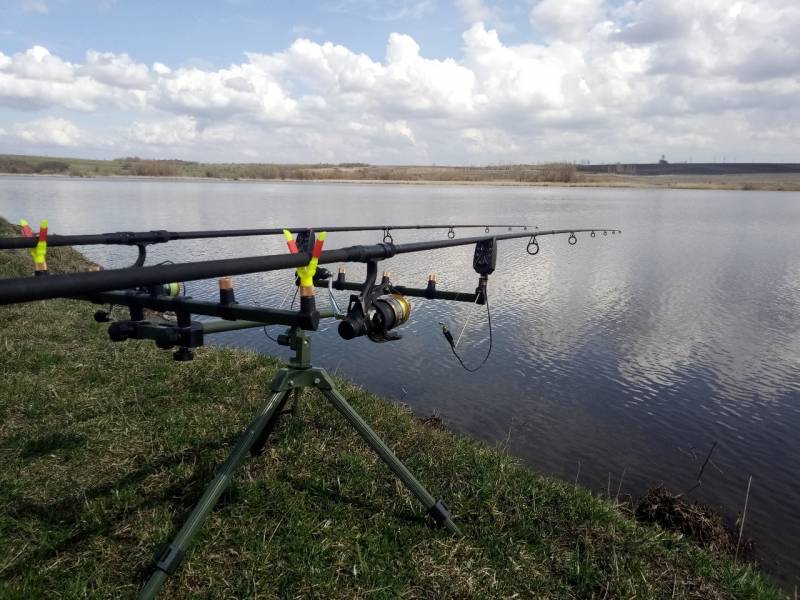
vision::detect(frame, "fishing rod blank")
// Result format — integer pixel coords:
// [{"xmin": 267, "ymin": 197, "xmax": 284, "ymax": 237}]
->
[
  {"xmin": 0, "ymin": 228, "xmax": 620, "ymax": 305},
  {"xmin": 0, "ymin": 224, "xmax": 535, "ymax": 250}
]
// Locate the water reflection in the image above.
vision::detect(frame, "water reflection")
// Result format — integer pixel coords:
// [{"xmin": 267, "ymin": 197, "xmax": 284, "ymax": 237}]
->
[{"xmin": 1, "ymin": 177, "xmax": 798, "ymax": 586}]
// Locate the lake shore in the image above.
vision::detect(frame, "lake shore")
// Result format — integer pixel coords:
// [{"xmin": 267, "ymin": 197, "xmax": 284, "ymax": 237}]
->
[{"xmin": 4, "ymin": 171, "xmax": 800, "ymax": 192}]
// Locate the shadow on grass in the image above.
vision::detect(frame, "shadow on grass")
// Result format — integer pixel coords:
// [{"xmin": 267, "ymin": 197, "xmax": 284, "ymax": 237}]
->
[
  {"xmin": 2, "ymin": 435, "xmax": 239, "ymax": 579},
  {"xmin": 19, "ymin": 432, "xmax": 88, "ymax": 459},
  {"xmin": 277, "ymin": 473, "xmax": 430, "ymax": 529},
  {"xmin": 3, "ymin": 427, "xmax": 436, "ymax": 586}
]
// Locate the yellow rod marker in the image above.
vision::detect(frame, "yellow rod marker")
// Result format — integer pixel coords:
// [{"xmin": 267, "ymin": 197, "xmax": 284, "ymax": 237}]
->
[
  {"xmin": 29, "ymin": 219, "xmax": 48, "ymax": 274},
  {"xmin": 295, "ymin": 231, "xmax": 327, "ymax": 296}
]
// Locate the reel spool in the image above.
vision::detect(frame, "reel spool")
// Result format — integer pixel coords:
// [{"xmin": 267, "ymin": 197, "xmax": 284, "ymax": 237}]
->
[{"xmin": 338, "ymin": 293, "xmax": 411, "ymax": 343}]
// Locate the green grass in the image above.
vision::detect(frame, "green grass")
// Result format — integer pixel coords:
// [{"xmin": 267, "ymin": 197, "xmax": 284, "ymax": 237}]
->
[{"xmin": 0, "ymin": 217, "xmax": 783, "ymax": 599}]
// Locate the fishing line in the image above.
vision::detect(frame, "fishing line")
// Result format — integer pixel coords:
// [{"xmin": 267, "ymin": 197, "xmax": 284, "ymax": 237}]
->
[
  {"xmin": 263, "ymin": 283, "xmax": 299, "ymax": 342},
  {"xmin": 440, "ymin": 283, "xmax": 493, "ymax": 372}
]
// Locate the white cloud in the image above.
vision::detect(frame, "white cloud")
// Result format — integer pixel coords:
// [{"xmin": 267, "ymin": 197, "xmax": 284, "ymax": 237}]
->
[
  {"xmin": 455, "ymin": 0, "xmax": 492, "ymax": 22},
  {"xmin": 152, "ymin": 62, "xmax": 171, "ymax": 76},
  {"xmin": 0, "ymin": 47, "xmax": 146, "ymax": 111},
  {"xmin": 454, "ymin": 0, "xmax": 512, "ymax": 31},
  {"xmin": 1, "ymin": 1, "xmax": 799, "ymax": 163},
  {"xmin": 5, "ymin": 46, "xmax": 74, "ymax": 82},
  {"xmin": 530, "ymin": 0, "xmax": 606, "ymax": 41},
  {"xmin": 10, "ymin": 117, "xmax": 86, "ymax": 146},
  {"xmin": 83, "ymin": 50, "xmax": 151, "ymax": 89},
  {"xmin": 128, "ymin": 116, "xmax": 198, "ymax": 145}
]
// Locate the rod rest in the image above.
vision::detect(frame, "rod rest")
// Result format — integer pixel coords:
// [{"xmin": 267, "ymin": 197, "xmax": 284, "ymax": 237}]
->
[
  {"xmin": 87, "ymin": 290, "xmax": 321, "ymax": 330},
  {"xmin": 107, "ymin": 319, "xmax": 204, "ymax": 351}
]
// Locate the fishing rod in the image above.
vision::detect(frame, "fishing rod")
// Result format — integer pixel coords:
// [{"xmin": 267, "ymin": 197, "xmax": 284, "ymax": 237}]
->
[
  {"xmin": 0, "ymin": 223, "xmax": 535, "ymax": 250},
  {"xmin": 0, "ymin": 222, "xmax": 621, "ymax": 598},
  {"xmin": 0, "ymin": 228, "xmax": 619, "ymax": 305},
  {"xmin": 1, "ymin": 222, "xmax": 539, "ymax": 268}
]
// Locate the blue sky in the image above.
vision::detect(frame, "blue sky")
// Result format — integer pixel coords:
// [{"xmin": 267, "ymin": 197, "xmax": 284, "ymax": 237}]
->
[
  {"xmin": 1, "ymin": 0, "xmax": 798, "ymax": 163},
  {"xmin": 1, "ymin": 1, "xmax": 525, "ymax": 66}
]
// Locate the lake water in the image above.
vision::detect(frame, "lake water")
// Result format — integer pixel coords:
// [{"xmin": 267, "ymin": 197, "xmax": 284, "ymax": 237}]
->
[{"xmin": 1, "ymin": 176, "xmax": 798, "ymax": 585}]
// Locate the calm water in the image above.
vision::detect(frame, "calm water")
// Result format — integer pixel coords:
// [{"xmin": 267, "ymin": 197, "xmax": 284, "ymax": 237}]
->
[{"xmin": 1, "ymin": 176, "xmax": 798, "ymax": 585}]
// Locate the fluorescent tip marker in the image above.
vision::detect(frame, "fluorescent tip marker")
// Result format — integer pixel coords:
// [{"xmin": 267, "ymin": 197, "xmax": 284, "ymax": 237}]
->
[{"xmin": 20, "ymin": 219, "xmax": 48, "ymax": 275}]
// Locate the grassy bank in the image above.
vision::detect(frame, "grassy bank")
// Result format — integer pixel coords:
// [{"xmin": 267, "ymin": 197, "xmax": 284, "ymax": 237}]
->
[
  {"xmin": 0, "ymin": 217, "xmax": 782, "ymax": 599},
  {"xmin": 4, "ymin": 153, "xmax": 800, "ymax": 191}
]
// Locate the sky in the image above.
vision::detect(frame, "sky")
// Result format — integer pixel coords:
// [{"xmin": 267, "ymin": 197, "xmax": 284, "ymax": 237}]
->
[{"xmin": 0, "ymin": 0, "xmax": 798, "ymax": 164}]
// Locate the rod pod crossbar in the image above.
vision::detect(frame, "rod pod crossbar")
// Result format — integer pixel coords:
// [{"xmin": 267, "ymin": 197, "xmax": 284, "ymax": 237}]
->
[{"xmin": 137, "ymin": 327, "xmax": 461, "ymax": 599}]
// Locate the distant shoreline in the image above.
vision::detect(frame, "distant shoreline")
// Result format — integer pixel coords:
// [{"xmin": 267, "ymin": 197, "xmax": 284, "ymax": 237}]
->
[
  {"xmin": 3, "ymin": 154, "xmax": 800, "ymax": 191},
  {"xmin": 3, "ymin": 171, "xmax": 800, "ymax": 192}
]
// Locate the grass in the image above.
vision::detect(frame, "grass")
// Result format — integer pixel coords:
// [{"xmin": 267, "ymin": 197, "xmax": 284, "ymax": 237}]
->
[{"xmin": 0, "ymin": 216, "xmax": 784, "ymax": 599}]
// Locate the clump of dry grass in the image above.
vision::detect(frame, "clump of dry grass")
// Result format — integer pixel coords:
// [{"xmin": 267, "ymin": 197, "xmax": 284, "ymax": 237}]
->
[{"xmin": 634, "ymin": 486, "xmax": 753, "ymax": 557}]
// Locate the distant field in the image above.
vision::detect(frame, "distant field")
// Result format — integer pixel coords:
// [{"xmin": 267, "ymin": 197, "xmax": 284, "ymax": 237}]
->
[{"xmin": 2, "ymin": 154, "xmax": 799, "ymax": 191}]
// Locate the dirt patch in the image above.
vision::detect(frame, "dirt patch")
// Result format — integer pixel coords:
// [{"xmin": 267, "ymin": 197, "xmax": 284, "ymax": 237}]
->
[{"xmin": 418, "ymin": 413, "xmax": 448, "ymax": 431}]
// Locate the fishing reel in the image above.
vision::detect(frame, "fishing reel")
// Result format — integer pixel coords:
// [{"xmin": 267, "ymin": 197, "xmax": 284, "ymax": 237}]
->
[
  {"xmin": 338, "ymin": 260, "xmax": 411, "ymax": 343},
  {"xmin": 339, "ymin": 292, "xmax": 411, "ymax": 342}
]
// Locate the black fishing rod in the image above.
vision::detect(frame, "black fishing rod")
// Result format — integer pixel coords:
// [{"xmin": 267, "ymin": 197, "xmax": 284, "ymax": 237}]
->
[
  {"xmin": 0, "ymin": 223, "xmax": 534, "ymax": 250},
  {"xmin": 0, "ymin": 228, "xmax": 619, "ymax": 305}
]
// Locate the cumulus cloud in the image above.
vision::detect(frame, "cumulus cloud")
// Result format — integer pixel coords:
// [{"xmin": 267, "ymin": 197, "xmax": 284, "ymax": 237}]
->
[
  {"xmin": 83, "ymin": 50, "xmax": 151, "ymax": 89},
  {"xmin": 1, "ymin": 0, "xmax": 799, "ymax": 162},
  {"xmin": 5, "ymin": 46, "xmax": 74, "ymax": 82},
  {"xmin": 0, "ymin": 46, "xmax": 147, "ymax": 111},
  {"xmin": 454, "ymin": 0, "xmax": 512, "ymax": 31},
  {"xmin": 128, "ymin": 116, "xmax": 198, "ymax": 146},
  {"xmin": 9, "ymin": 117, "xmax": 86, "ymax": 146},
  {"xmin": 531, "ymin": 0, "xmax": 606, "ymax": 41}
]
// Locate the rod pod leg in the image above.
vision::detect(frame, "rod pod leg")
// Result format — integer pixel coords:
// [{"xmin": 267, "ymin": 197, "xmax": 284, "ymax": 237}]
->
[
  {"xmin": 138, "ymin": 389, "xmax": 289, "ymax": 600},
  {"xmin": 317, "ymin": 374, "xmax": 462, "ymax": 537}
]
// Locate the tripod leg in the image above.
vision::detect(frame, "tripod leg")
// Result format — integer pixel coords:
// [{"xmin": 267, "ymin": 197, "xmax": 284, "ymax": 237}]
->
[
  {"xmin": 139, "ymin": 389, "xmax": 289, "ymax": 600},
  {"xmin": 250, "ymin": 394, "xmax": 290, "ymax": 456},
  {"xmin": 320, "ymin": 387, "xmax": 462, "ymax": 536}
]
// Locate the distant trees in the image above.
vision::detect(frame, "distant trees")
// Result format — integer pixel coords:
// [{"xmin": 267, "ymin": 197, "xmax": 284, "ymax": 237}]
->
[
  {"xmin": 36, "ymin": 160, "xmax": 70, "ymax": 173},
  {"xmin": 0, "ymin": 158, "xmax": 69, "ymax": 174},
  {"xmin": 0, "ymin": 155, "xmax": 584, "ymax": 184},
  {"xmin": 538, "ymin": 163, "xmax": 577, "ymax": 182}
]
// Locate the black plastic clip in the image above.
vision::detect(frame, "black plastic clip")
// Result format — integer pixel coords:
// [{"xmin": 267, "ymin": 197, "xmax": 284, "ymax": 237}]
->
[
  {"xmin": 447, "ymin": 227, "xmax": 455, "ymax": 239},
  {"xmin": 132, "ymin": 243, "xmax": 148, "ymax": 268},
  {"xmin": 154, "ymin": 544, "xmax": 185, "ymax": 575},
  {"xmin": 383, "ymin": 228, "xmax": 393, "ymax": 244},
  {"xmin": 428, "ymin": 499, "xmax": 452, "ymax": 527},
  {"xmin": 425, "ymin": 277, "xmax": 437, "ymax": 299}
]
